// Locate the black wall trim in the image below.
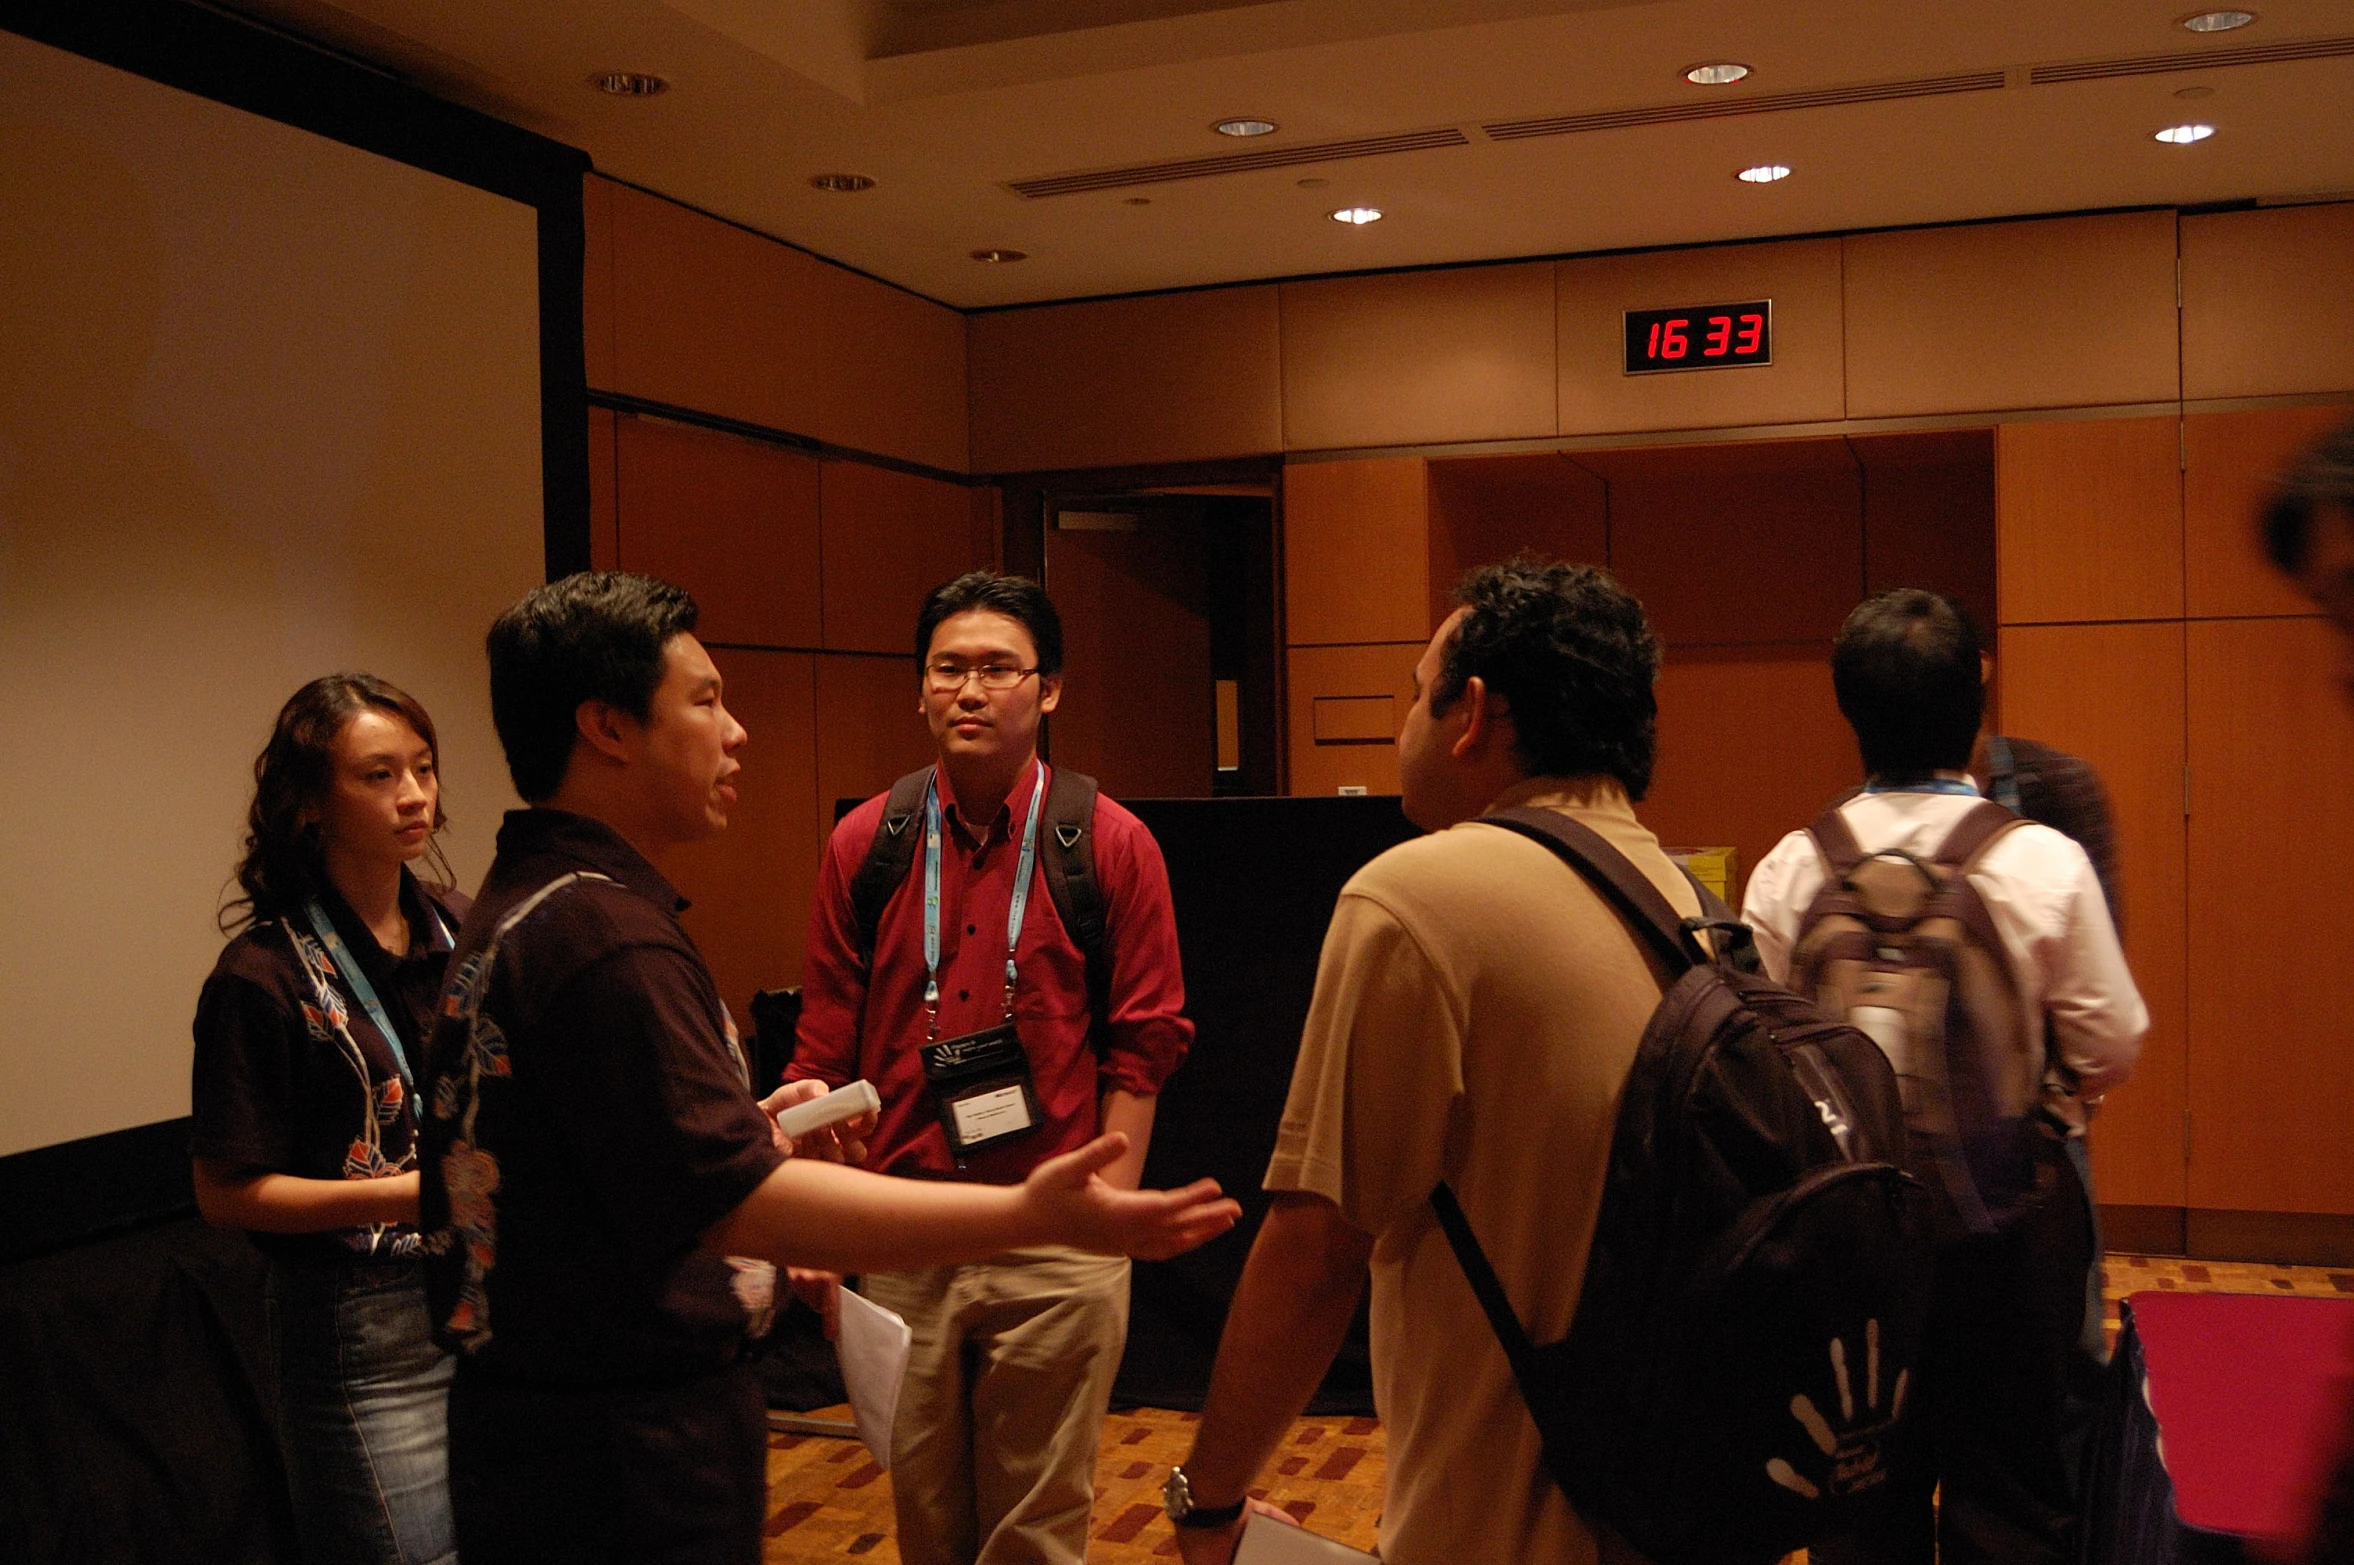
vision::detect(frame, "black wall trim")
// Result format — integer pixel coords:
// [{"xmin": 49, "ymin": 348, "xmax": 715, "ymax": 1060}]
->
[
  {"xmin": 0, "ymin": 1119, "xmax": 197, "ymax": 1267},
  {"xmin": 588, "ymin": 390, "xmax": 984, "ymax": 488},
  {"xmin": 0, "ymin": 0, "xmax": 594, "ymax": 579}
]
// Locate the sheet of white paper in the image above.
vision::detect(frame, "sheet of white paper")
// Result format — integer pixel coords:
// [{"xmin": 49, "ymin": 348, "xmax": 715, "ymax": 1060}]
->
[
  {"xmin": 835, "ymin": 1285, "xmax": 913, "ymax": 1469},
  {"xmin": 1233, "ymin": 1510, "xmax": 1381, "ymax": 1563}
]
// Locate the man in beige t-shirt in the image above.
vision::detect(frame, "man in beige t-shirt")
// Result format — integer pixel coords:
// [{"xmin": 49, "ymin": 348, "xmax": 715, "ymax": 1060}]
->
[{"xmin": 1169, "ymin": 560, "xmax": 1690, "ymax": 1565}]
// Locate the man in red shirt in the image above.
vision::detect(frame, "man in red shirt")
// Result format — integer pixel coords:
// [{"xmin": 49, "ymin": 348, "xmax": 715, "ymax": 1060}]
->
[{"xmin": 791, "ymin": 571, "xmax": 1193, "ymax": 1565}]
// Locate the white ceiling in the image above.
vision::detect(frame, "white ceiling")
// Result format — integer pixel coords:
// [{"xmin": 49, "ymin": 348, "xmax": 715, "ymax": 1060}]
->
[{"xmin": 230, "ymin": 0, "xmax": 2354, "ymax": 308}]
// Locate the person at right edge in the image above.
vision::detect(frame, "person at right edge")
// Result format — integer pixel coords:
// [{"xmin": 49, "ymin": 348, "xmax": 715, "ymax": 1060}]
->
[
  {"xmin": 788, "ymin": 571, "xmax": 1192, "ymax": 1565},
  {"xmin": 2254, "ymin": 414, "xmax": 2354, "ymax": 1565},
  {"xmin": 1742, "ymin": 588, "xmax": 2149, "ymax": 1565}
]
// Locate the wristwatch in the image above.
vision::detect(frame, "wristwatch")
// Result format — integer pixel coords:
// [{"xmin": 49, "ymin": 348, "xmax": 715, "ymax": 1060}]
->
[{"xmin": 1163, "ymin": 1465, "xmax": 1247, "ymax": 1530}]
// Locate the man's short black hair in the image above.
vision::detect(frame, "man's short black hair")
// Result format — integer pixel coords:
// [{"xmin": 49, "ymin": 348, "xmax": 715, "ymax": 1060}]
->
[
  {"xmin": 1432, "ymin": 558, "xmax": 1661, "ymax": 799},
  {"xmin": 2262, "ymin": 414, "xmax": 2354, "ymax": 576},
  {"xmin": 487, "ymin": 571, "xmax": 699, "ymax": 802},
  {"xmin": 1831, "ymin": 588, "xmax": 1985, "ymax": 779},
  {"xmin": 915, "ymin": 571, "xmax": 1064, "ymax": 675}
]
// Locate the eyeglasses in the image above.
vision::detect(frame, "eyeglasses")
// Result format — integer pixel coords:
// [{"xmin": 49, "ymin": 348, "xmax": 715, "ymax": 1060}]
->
[{"xmin": 925, "ymin": 661, "xmax": 1040, "ymax": 692}]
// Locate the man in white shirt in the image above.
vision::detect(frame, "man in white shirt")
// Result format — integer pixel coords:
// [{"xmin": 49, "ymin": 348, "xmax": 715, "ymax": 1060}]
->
[{"xmin": 1742, "ymin": 588, "xmax": 2146, "ymax": 1565}]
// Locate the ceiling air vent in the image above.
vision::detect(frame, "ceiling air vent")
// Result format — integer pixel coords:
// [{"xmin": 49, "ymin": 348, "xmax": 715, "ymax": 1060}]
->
[
  {"xmin": 2031, "ymin": 34, "xmax": 2354, "ymax": 84},
  {"xmin": 1484, "ymin": 71, "xmax": 2005, "ymax": 141},
  {"xmin": 1007, "ymin": 128, "xmax": 1469, "ymax": 199}
]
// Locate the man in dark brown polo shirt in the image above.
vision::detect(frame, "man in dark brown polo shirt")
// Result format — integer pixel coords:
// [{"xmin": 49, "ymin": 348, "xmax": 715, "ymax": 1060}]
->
[{"xmin": 417, "ymin": 572, "xmax": 1237, "ymax": 1565}]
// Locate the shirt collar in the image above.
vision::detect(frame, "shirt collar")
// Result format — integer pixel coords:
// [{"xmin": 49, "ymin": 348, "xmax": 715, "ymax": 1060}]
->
[
  {"xmin": 1483, "ymin": 773, "xmax": 1637, "ymax": 823},
  {"xmin": 313, "ymin": 868, "xmax": 450, "ymax": 966},
  {"xmin": 494, "ymin": 807, "xmax": 690, "ymax": 913},
  {"xmin": 934, "ymin": 756, "xmax": 1043, "ymax": 848}
]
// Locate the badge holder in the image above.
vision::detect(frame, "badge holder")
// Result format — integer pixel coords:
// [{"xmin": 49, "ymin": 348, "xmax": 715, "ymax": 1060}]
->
[{"xmin": 919, "ymin": 1021, "xmax": 1042, "ymax": 1161}]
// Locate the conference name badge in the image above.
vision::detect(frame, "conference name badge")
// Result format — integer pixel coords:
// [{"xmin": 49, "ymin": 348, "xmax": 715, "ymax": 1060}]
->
[{"xmin": 919, "ymin": 1021, "xmax": 1042, "ymax": 1161}]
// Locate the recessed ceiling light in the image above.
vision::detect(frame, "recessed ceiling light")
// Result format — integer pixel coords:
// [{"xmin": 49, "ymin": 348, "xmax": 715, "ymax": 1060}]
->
[
  {"xmin": 2154, "ymin": 122, "xmax": 2216, "ymax": 143},
  {"xmin": 1329, "ymin": 206, "xmax": 1383, "ymax": 225},
  {"xmin": 808, "ymin": 173, "xmax": 874, "ymax": 193},
  {"xmin": 591, "ymin": 71, "xmax": 669, "ymax": 96},
  {"xmin": 970, "ymin": 248, "xmax": 1028, "ymax": 262},
  {"xmin": 1214, "ymin": 117, "xmax": 1278, "ymax": 137},
  {"xmin": 2174, "ymin": 84, "xmax": 2216, "ymax": 99},
  {"xmin": 2180, "ymin": 10, "xmax": 2256, "ymax": 32},
  {"xmin": 1735, "ymin": 163, "xmax": 1792, "ymax": 183},
  {"xmin": 1684, "ymin": 62, "xmax": 1751, "ymax": 85}
]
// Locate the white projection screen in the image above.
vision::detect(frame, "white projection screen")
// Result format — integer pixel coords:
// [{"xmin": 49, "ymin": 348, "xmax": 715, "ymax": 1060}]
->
[{"xmin": 0, "ymin": 29, "xmax": 546, "ymax": 1156}]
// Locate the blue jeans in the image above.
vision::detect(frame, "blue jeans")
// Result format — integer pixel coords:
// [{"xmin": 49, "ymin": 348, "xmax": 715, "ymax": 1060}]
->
[{"xmin": 266, "ymin": 1259, "xmax": 457, "ymax": 1565}]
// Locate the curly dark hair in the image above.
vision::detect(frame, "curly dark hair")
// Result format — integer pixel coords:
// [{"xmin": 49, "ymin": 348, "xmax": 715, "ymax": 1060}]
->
[
  {"xmin": 915, "ymin": 571, "xmax": 1064, "ymax": 675},
  {"xmin": 222, "ymin": 674, "xmax": 451, "ymax": 932},
  {"xmin": 1831, "ymin": 588, "xmax": 1985, "ymax": 779},
  {"xmin": 1432, "ymin": 557, "xmax": 1662, "ymax": 798},
  {"xmin": 487, "ymin": 571, "xmax": 700, "ymax": 802},
  {"xmin": 2263, "ymin": 414, "xmax": 2354, "ymax": 577}
]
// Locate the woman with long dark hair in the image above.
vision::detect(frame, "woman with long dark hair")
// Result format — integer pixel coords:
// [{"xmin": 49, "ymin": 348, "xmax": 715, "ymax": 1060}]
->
[{"xmin": 190, "ymin": 674, "xmax": 469, "ymax": 1565}]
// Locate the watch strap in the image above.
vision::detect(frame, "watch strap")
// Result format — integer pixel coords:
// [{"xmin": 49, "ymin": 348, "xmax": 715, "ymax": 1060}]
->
[{"xmin": 1174, "ymin": 1497, "xmax": 1247, "ymax": 1530}]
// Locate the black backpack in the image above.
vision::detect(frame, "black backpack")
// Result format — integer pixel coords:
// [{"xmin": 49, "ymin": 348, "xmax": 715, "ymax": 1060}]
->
[
  {"xmin": 1430, "ymin": 807, "xmax": 1935, "ymax": 1565},
  {"xmin": 846, "ymin": 766, "xmax": 1111, "ymax": 1047}
]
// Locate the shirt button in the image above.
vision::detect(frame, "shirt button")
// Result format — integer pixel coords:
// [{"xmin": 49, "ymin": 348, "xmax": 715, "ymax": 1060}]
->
[
  {"xmin": 966, "ymin": 924, "xmax": 976, "ymax": 935},
  {"xmin": 958, "ymin": 989, "xmax": 970, "ymax": 1001}
]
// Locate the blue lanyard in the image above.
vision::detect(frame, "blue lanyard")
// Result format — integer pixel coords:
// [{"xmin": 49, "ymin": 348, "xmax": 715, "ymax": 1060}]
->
[
  {"xmin": 922, "ymin": 764, "xmax": 1047, "ymax": 1040},
  {"xmin": 1863, "ymin": 777, "xmax": 1982, "ymax": 798},
  {"xmin": 303, "ymin": 895, "xmax": 447, "ymax": 1092}
]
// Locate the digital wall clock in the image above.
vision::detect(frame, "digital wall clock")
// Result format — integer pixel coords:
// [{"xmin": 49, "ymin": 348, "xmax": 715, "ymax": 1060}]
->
[{"xmin": 1623, "ymin": 301, "xmax": 1772, "ymax": 374}]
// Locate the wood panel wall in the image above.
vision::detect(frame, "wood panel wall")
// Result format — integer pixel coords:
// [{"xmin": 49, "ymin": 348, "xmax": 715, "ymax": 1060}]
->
[
  {"xmin": 587, "ymin": 175, "xmax": 968, "ymax": 474},
  {"xmin": 599, "ymin": 410, "xmax": 987, "ymax": 1019},
  {"xmin": 1993, "ymin": 406, "xmax": 2354, "ymax": 1234}
]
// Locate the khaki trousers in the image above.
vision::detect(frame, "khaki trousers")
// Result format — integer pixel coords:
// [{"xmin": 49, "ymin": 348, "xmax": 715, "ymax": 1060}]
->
[{"xmin": 861, "ymin": 1247, "xmax": 1131, "ymax": 1565}]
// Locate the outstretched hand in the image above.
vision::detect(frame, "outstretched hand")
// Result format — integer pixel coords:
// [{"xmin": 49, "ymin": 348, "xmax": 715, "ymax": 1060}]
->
[
  {"xmin": 758, "ymin": 1080, "xmax": 874, "ymax": 1166},
  {"xmin": 1024, "ymin": 1134, "xmax": 1240, "ymax": 1260}
]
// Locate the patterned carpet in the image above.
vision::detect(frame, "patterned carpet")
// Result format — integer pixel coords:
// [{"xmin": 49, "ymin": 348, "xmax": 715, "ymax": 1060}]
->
[{"xmin": 759, "ymin": 1253, "xmax": 2345, "ymax": 1563}]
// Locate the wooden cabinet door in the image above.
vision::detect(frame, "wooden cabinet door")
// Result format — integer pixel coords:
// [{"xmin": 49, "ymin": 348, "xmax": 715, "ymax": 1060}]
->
[
  {"xmin": 2000, "ymin": 622, "xmax": 2188, "ymax": 1208},
  {"xmin": 2186, "ymin": 617, "xmax": 2354, "ymax": 1215}
]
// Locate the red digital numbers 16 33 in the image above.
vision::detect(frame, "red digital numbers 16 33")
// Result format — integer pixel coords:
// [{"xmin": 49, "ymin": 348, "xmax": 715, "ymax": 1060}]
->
[{"xmin": 1623, "ymin": 301, "xmax": 1773, "ymax": 375}]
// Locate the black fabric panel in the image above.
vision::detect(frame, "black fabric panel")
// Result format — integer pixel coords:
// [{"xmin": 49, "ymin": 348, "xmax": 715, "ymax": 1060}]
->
[
  {"xmin": 1111, "ymin": 796, "xmax": 1421, "ymax": 1416},
  {"xmin": 0, "ymin": 1218, "xmax": 293, "ymax": 1565},
  {"xmin": 0, "ymin": 1119, "xmax": 197, "ymax": 1267}
]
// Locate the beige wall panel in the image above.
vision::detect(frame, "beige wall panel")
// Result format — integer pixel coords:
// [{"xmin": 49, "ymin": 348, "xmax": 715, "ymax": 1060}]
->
[
  {"xmin": 582, "ymin": 173, "xmax": 616, "ymax": 391},
  {"xmin": 587, "ymin": 405, "xmax": 619, "ymax": 572},
  {"xmin": 801, "ymin": 260, "xmax": 970, "ymax": 473},
  {"xmin": 1280, "ymin": 263, "xmax": 1555, "ymax": 451},
  {"xmin": 1283, "ymin": 458, "xmax": 1430, "ymax": 646},
  {"xmin": 614, "ymin": 415, "xmax": 823, "ymax": 649},
  {"xmin": 969, "ymin": 287, "xmax": 1281, "ymax": 472},
  {"xmin": 2183, "ymin": 204, "xmax": 2354, "ymax": 401},
  {"xmin": 1285, "ymin": 642, "xmax": 1421, "ymax": 797},
  {"xmin": 2187, "ymin": 617, "xmax": 2354, "ymax": 1214},
  {"xmin": 608, "ymin": 182, "xmax": 823, "ymax": 435},
  {"xmin": 2185, "ymin": 404, "xmax": 2354, "ymax": 619},
  {"xmin": 1845, "ymin": 212, "xmax": 2179, "ymax": 418},
  {"xmin": 814, "ymin": 653, "xmax": 935, "ymax": 849},
  {"xmin": 820, "ymin": 461, "xmax": 978, "ymax": 655},
  {"xmin": 1646, "ymin": 649, "xmax": 1856, "ymax": 907},
  {"xmin": 1996, "ymin": 418, "xmax": 2183, "ymax": 624},
  {"xmin": 669, "ymin": 649, "xmax": 818, "ymax": 1010},
  {"xmin": 1559, "ymin": 238, "xmax": 1846, "ymax": 435},
  {"xmin": 2000, "ymin": 623, "xmax": 2188, "ymax": 1209}
]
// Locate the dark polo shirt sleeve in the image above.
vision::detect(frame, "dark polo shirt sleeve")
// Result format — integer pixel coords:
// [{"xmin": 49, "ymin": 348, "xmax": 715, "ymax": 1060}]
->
[
  {"xmin": 531, "ymin": 932, "xmax": 782, "ymax": 1269},
  {"xmin": 189, "ymin": 969, "xmax": 303, "ymax": 1172}
]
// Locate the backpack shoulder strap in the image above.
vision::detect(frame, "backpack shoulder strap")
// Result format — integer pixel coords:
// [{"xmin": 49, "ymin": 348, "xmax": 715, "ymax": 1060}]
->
[
  {"xmin": 1037, "ymin": 768, "xmax": 1112, "ymax": 1050},
  {"xmin": 1806, "ymin": 805, "xmax": 1868, "ymax": 878},
  {"xmin": 846, "ymin": 768, "xmax": 934, "ymax": 970},
  {"xmin": 1430, "ymin": 1182, "xmax": 1539, "ymax": 1379},
  {"xmin": 1932, "ymin": 799, "xmax": 2029, "ymax": 871},
  {"xmin": 1482, "ymin": 807, "xmax": 1693, "ymax": 974}
]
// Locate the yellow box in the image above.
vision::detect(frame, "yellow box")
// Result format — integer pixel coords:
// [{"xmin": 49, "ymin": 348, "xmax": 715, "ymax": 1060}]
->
[{"xmin": 1666, "ymin": 846, "xmax": 1738, "ymax": 907}]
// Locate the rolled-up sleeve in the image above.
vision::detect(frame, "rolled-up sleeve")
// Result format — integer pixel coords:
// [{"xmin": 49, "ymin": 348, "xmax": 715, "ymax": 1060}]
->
[{"xmin": 1094, "ymin": 806, "xmax": 1192, "ymax": 1097}]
